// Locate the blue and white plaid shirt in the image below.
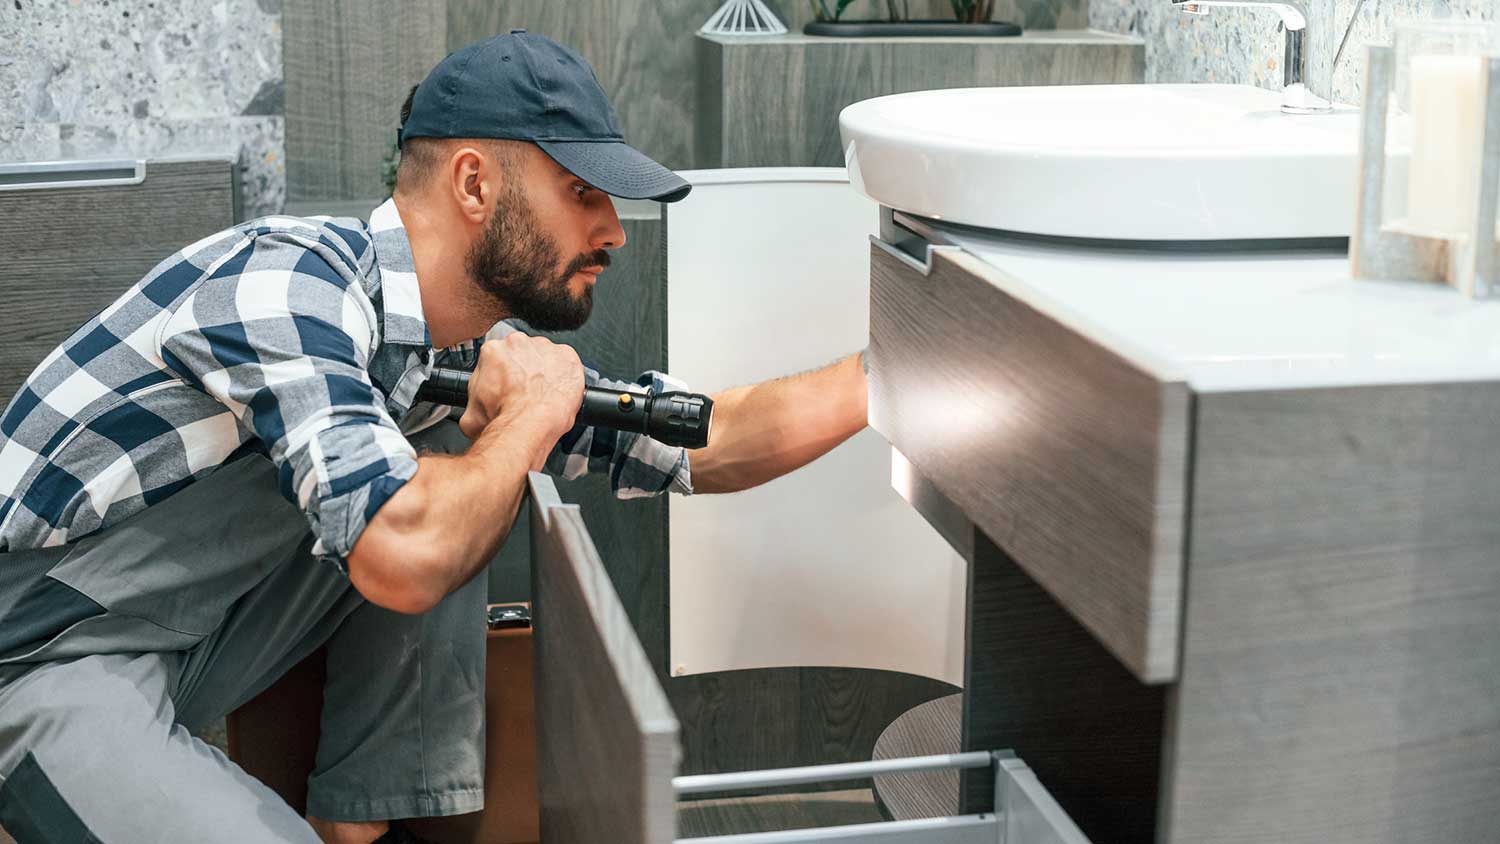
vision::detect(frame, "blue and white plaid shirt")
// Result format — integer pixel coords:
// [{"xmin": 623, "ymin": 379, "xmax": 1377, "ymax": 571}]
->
[{"xmin": 0, "ymin": 199, "xmax": 691, "ymax": 563}]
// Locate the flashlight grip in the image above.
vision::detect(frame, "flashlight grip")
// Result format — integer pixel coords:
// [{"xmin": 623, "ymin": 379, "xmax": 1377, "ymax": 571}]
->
[
  {"xmin": 414, "ymin": 366, "xmax": 713, "ymax": 450},
  {"xmin": 413, "ymin": 367, "xmax": 471, "ymax": 408}
]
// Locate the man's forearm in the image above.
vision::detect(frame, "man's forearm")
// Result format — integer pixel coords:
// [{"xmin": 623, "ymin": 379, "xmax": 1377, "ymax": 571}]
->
[
  {"xmin": 690, "ymin": 352, "xmax": 868, "ymax": 495},
  {"xmin": 346, "ymin": 411, "xmax": 556, "ymax": 613}
]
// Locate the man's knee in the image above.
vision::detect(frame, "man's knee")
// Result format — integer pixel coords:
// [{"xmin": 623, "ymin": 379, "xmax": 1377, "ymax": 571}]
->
[
  {"xmin": 0, "ymin": 655, "xmax": 172, "ymax": 842},
  {"xmin": 0, "ymin": 654, "xmax": 322, "ymax": 843}
]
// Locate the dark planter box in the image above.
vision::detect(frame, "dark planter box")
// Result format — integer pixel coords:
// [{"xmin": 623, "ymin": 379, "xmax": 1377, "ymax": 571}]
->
[{"xmin": 803, "ymin": 19, "xmax": 1021, "ymax": 37}]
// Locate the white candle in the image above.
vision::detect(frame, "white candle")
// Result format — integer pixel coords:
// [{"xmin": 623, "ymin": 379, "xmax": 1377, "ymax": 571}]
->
[{"xmin": 1405, "ymin": 54, "xmax": 1486, "ymax": 238}]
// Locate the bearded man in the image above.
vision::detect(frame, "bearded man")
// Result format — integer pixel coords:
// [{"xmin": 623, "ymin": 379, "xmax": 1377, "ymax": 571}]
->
[{"xmin": 0, "ymin": 31, "xmax": 868, "ymax": 844}]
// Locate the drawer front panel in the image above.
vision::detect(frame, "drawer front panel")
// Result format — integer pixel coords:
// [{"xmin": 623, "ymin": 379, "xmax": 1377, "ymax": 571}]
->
[
  {"xmin": 868, "ymin": 242, "xmax": 1189, "ymax": 683},
  {"xmin": 529, "ymin": 473, "xmax": 679, "ymax": 844}
]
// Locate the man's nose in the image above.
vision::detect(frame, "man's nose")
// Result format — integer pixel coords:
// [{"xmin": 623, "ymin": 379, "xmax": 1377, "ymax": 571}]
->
[{"xmin": 594, "ymin": 202, "xmax": 627, "ymax": 251}]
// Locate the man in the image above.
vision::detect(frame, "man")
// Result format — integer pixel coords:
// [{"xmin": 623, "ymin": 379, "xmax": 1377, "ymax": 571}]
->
[{"xmin": 0, "ymin": 31, "xmax": 868, "ymax": 844}]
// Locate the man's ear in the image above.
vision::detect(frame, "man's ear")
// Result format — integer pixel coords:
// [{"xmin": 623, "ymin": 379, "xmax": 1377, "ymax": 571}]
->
[{"xmin": 447, "ymin": 144, "xmax": 494, "ymax": 226}]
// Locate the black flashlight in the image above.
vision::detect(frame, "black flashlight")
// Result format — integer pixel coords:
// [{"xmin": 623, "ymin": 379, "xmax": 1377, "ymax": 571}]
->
[{"xmin": 415, "ymin": 366, "xmax": 713, "ymax": 450}]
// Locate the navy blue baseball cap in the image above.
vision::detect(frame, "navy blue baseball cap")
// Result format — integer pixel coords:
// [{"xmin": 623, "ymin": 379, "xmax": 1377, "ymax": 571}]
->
[{"xmin": 400, "ymin": 30, "xmax": 691, "ymax": 203}]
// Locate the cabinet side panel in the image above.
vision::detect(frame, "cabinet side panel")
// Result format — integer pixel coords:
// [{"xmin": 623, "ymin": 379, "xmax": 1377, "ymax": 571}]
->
[{"xmin": 1167, "ymin": 385, "xmax": 1500, "ymax": 843}]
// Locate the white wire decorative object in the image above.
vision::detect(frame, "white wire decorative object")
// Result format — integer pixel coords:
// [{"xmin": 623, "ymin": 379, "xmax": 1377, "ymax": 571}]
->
[{"xmin": 698, "ymin": 0, "xmax": 787, "ymax": 36}]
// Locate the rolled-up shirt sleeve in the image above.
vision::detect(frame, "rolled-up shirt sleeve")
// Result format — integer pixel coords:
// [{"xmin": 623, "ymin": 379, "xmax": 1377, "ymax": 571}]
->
[{"xmin": 159, "ymin": 232, "xmax": 417, "ymax": 565}]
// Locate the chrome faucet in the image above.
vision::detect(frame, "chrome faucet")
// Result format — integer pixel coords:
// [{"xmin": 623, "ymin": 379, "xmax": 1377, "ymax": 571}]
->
[{"xmin": 1173, "ymin": 0, "xmax": 1332, "ymax": 114}]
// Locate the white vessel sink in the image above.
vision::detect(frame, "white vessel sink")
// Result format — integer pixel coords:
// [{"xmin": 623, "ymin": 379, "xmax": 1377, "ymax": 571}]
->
[{"xmin": 840, "ymin": 84, "xmax": 1362, "ymax": 241}]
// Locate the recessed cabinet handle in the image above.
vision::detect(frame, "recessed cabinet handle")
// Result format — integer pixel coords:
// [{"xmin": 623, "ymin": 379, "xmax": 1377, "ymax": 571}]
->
[
  {"xmin": 870, "ymin": 233, "xmax": 959, "ymax": 277},
  {"xmin": 0, "ymin": 159, "xmax": 146, "ymax": 192}
]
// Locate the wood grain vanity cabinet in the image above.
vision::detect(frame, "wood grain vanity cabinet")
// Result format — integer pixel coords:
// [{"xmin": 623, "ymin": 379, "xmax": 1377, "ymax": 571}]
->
[
  {"xmin": 0, "ymin": 156, "xmax": 240, "ymax": 404},
  {"xmin": 867, "ymin": 210, "xmax": 1500, "ymax": 844}
]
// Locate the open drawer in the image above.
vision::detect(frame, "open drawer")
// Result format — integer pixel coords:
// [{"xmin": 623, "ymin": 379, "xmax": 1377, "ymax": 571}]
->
[
  {"xmin": 527, "ymin": 472, "xmax": 1092, "ymax": 844},
  {"xmin": 528, "ymin": 473, "xmax": 679, "ymax": 843}
]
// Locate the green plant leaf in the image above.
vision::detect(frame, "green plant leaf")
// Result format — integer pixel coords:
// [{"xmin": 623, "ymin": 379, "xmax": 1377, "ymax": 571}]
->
[
  {"xmin": 834, "ymin": 0, "xmax": 859, "ymax": 19},
  {"xmin": 951, "ymin": 0, "xmax": 986, "ymax": 20}
]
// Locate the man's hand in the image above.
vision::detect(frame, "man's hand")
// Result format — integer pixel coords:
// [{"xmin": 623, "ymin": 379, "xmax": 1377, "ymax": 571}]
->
[
  {"xmin": 458, "ymin": 331, "xmax": 585, "ymax": 444},
  {"xmin": 347, "ymin": 333, "xmax": 584, "ymax": 615}
]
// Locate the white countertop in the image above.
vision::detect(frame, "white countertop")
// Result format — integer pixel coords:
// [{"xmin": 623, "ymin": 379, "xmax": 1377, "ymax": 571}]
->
[{"xmin": 920, "ymin": 218, "xmax": 1500, "ymax": 393}]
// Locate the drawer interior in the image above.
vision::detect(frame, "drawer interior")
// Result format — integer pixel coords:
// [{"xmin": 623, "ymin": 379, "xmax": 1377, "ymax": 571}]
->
[{"xmin": 530, "ymin": 472, "xmax": 1093, "ymax": 843}]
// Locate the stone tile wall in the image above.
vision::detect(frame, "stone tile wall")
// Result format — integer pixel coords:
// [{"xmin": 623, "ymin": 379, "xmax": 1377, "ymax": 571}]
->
[
  {"xmin": 1091, "ymin": 0, "xmax": 1498, "ymax": 104},
  {"xmin": 1, "ymin": 0, "xmax": 284, "ymax": 218}
]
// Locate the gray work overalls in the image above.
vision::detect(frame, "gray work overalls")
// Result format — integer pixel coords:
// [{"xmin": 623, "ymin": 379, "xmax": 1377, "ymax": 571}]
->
[{"xmin": 0, "ymin": 421, "xmax": 486, "ymax": 843}]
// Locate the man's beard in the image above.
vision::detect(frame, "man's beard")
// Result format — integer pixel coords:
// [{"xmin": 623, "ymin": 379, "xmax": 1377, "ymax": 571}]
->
[{"xmin": 465, "ymin": 182, "xmax": 610, "ymax": 332}]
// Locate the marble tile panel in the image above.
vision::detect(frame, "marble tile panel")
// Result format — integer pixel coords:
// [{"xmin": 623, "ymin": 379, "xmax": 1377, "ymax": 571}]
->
[
  {"xmin": 0, "ymin": 122, "xmax": 62, "ymax": 162},
  {"xmin": 1092, "ymin": 0, "xmax": 1499, "ymax": 105},
  {"xmin": 0, "ymin": 0, "xmax": 281, "ymax": 124},
  {"xmin": 234, "ymin": 115, "xmax": 285, "ymax": 219},
  {"xmin": 1329, "ymin": 0, "xmax": 1498, "ymax": 103},
  {"xmin": 1, "ymin": 0, "xmax": 283, "ymax": 217}
]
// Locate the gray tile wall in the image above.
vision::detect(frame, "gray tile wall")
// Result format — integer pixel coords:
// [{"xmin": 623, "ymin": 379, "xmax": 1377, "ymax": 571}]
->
[
  {"xmin": 0, "ymin": 0, "xmax": 285, "ymax": 218},
  {"xmin": 442, "ymin": 0, "xmax": 1088, "ymax": 175},
  {"xmin": 1, "ymin": 0, "xmax": 1092, "ymax": 219},
  {"xmin": 697, "ymin": 32, "xmax": 1145, "ymax": 168},
  {"xmin": 282, "ymin": 0, "xmax": 446, "ymax": 203},
  {"xmin": 1091, "ymin": 0, "xmax": 1498, "ymax": 104}
]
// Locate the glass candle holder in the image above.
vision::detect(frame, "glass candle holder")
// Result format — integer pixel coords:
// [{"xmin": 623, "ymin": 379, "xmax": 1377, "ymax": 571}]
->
[{"xmin": 1383, "ymin": 21, "xmax": 1500, "ymax": 239}]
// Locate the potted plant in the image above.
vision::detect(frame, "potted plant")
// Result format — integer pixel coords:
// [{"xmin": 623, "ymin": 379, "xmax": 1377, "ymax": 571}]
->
[
  {"xmin": 804, "ymin": 0, "xmax": 1020, "ymax": 37},
  {"xmin": 951, "ymin": 0, "xmax": 997, "ymax": 23}
]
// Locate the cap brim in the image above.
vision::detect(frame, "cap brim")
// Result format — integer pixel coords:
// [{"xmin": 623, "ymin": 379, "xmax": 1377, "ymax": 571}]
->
[{"xmin": 537, "ymin": 140, "xmax": 692, "ymax": 203}]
